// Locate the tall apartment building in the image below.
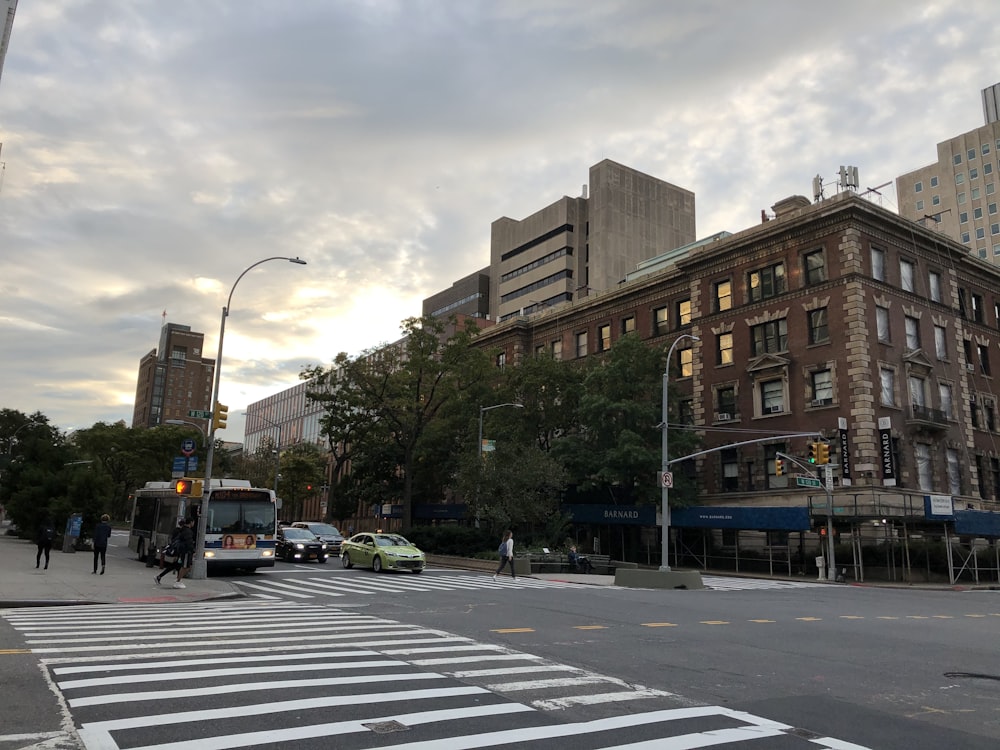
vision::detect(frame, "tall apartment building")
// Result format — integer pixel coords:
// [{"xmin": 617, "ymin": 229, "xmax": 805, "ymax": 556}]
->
[
  {"xmin": 490, "ymin": 159, "xmax": 695, "ymax": 322},
  {"xmin": 896, "ymin": 83, "xmax": 1000, "ymax": 263},
  {"xmin": 132, "ymin": 323, "xmax": 215, "ymax": 430},
  {"xmin": 0, "ymin": 1, "xmax": 17, "ymax": 89}
]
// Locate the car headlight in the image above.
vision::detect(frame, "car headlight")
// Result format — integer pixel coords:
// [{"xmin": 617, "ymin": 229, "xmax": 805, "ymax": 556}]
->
[
  {"xmin": 321, "ymin": 543, "xmax": 328, "ymax": 550},
  {"xmin": 295, "ymin": 543, "xmax": 305, "ymax": 550}
]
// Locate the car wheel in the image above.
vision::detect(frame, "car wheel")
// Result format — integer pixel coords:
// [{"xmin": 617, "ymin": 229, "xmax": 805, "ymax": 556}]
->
[
  {"xmin": 372, "ymin": 556, "xmax": 383, "ymax": 573},
  {"xmin": 341, "ymin": 552, "xmax": 353, "ymax": 569}
]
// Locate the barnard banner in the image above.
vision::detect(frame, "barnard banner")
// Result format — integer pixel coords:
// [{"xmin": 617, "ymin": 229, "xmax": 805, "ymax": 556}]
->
[{"xmin": 561, "ymin": 504, "xmax": 656, "ymax": 526}]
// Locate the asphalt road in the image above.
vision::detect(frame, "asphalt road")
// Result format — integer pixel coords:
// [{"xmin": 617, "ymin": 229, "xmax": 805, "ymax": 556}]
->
[{"xmin": 230, "ymin": 563, "xmax": 1000, "ymax": 749}]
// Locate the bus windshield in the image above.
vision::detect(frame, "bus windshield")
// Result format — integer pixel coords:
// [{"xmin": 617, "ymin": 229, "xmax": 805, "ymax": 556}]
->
[{"xmin": 207, "ymin": 499, "xmax": 276, "ymax": 535}]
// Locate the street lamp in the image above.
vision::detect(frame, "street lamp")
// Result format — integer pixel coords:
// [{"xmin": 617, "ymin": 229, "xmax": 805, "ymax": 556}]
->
[
  {"xmin": 248, "ymin": 412, "xmax": 282, "ymax": 495},
  {"xmin": 191, "ymin": 255, "xmax": 307, "ymax": 580},
  {"xmin": 478, "ymin": 402, "xmax": 525, "ymax": 458},
  {"xmin": 164, "ymin": 419, "xmax": 206, "ymax": 445},
  {"xmin": 660, "ymin": 333, "xmax": 699, "ymax": 572}
]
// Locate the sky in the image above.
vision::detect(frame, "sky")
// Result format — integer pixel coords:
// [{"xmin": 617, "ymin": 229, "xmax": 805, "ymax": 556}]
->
[{"xmin": 1, "ymin": 0, "xmax": 999, "ymax": 442}]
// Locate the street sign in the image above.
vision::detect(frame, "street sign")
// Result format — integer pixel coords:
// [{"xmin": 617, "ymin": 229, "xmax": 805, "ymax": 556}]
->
[
  {"xmin": 180, "ymin": 438, "xmax": 196, "ymax": 456},
  {"xmin": 796, "ymin": 476, "xmax": 822, "ymax": 488},
  {"xmin": 658, "ymin": 471, "xmax": 674, "ymax": 488},
  {"xmin": 187, "ymin": 409, "xmax": 212, "ymax": 419}
]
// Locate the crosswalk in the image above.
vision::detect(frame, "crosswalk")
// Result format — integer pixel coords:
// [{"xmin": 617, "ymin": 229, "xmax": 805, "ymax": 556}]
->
[
  {"xmin": 1, "ymin": 600, "xmax": 871, "ymax": 749},
  {"xmin": 232, "ymin": 569, "xmax": 828, "ymax": 600}
]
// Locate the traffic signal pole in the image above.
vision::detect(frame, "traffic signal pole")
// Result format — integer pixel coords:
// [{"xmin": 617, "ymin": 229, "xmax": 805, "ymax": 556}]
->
[{"xmin": 778, "ymin": 449, "xmax": 837, "ymax": 582}]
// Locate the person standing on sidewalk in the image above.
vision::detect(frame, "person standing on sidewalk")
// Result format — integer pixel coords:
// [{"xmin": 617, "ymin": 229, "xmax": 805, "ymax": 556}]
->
[
  {"xmin": 35, "ymin": 516, "xmax": 55, "ymax": 570},
  {"xmin": 92, "ymin": 514, "xmax": 112, "ymax": 575},
  {"xmin": 493, "ymin": 529, "xmax": 516, "ymax": 581}
]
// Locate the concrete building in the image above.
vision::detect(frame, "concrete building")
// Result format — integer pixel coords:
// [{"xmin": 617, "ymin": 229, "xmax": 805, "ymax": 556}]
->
[
  {"xmin": 422, "ymin": 267, "xmax": 491, "ymax": 321},
  {"xmin": 476, "ymin": 188, "xmax": 1000, "ymax": 523},
  {"xmin": 896, "ymin": 83, "xmax": 1000, "ymax": 263},
  {"xmin": 132, "ymin": 323, "xmax": 215, "ymax": 430},
  {"xmin": 489, "ymin": 159, "xmax": 695, "ymax": 323},
  {"xmin": 0, "ymin": 1, "xmax": 17, "ymax": 90}
]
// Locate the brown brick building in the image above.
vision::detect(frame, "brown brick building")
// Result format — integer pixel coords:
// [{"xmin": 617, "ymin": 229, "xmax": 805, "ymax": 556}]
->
[{"xmin": 474, "ymin": 190, "xmax": 1000, "ymax": 515}]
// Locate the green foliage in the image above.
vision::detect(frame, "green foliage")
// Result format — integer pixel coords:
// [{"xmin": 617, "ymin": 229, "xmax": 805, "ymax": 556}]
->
[
  {"xmin": 403, "ymin": 524, "xmax": 496, "ymax": 556},
  {"xmin": 278, "ymin": 442, "xmax": 328, "ymax": 522}
]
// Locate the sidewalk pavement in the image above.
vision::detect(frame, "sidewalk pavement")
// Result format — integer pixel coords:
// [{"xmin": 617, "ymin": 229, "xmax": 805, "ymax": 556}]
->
[{"xmin": 0, "ymin": 527, "xmax": 241, "ymax": 608}]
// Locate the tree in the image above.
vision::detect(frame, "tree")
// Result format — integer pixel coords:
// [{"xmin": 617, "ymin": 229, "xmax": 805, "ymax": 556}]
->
[{"xmin": 278, "ymin": 442, "xmax": 327, "ymax": 522}]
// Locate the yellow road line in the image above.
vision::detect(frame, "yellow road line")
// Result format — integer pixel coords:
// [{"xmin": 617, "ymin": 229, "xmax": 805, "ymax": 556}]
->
[
  {"xmin": 876, "ymin": 616, "xmax": 898, "ymax": 620},
  {"xmin": 491, "ymin": 628, "xmax": 534, "ymax": 633},
  {"xmin": 700, "ymin": 620, "xmax": 729, "ymax": 625},
  {"xmin": 840, "ymin": 615, "xmax": 864, "ymax": 619},
  {"xmin": 796, "ymin": 617, "xmax": 822, "ymax": 621},
  {"xmin": 573, "ymin": 625, "xmax": 608, "ymax": 630},
  {"xmin": 0, "ymin": 649, "xmax": 31, "ymax": 654},
  {"xmin": 641, "ymin": 622, "xmax": 677, "ymax": 628},
  {"xmin": 748, "ymin": 619, "xmax": 775, "ymax": 623},
  {"xmin": 964, "ymin": 614, "xmax": 986, "ymax": 618}
]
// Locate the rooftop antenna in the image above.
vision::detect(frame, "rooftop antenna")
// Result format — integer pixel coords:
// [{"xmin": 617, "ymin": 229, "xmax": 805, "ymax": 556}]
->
[
  {"xmin": 839, "ymin": 165, "xmax": 859, "ymax": 192},
  {"xmin": 812, "ymin": 174, "xmax": 824, "ymax": 203}
]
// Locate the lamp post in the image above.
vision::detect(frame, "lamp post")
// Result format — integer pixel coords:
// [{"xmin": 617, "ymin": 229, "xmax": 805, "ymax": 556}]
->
[
  {"xmin": 477, "ymin": 402, "xmax": 525, "ymax": 458},
  {"xmin": 164, "ymin": 419, "xmax": 206, "ymax": 445},
  {"xmin": 250, "ymin": 412, "xmax": 282, "ymax": 495},
  {"xmin": 190, "ymin": 256, "xmax": 307, "ymax": 580},
  {"xmin": 660, "ymin": 333, "xmax": 699, "ymax": 572}
]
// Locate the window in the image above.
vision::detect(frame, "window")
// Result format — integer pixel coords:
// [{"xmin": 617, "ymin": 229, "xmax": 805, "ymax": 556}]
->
[
  {"xmin": 721, "ymin": 449, "xmax": 739, "ymax": 492},
  {"xmin": 929, "ymin": 271, "xmax": 942, "ymax": 302},
  {"xmin": 717, "ymin": 332, "xmax": 734, "ymax": 365},
  {"xmin": 992, "ymin": 223, "xmax": 1000, "ymax": 236},
  {"xmin": 900, "ymin": 258, "xmax": 915, "ymax": 292},
  {"xmin": 989, "ymin": 183, "xmax": 996, "ymax": 195},
  {"xmin": 977, "ymin": 227, "xmax": 986, "ymax": 240},
  {"xmin": 597, "ymin": 324, "xmax": 611, "ymax": 352},
  {"xmin": 880, "ymin": 367, "xmax": 896, "ymax": 407},
  {"xmin": 908, "ymin": 374, "xmax": 926, "ymax": 408},
  {"xmin": 956, "ymin": 173, "xmax": 965, "ymax": 184},
  {"xmin": 971, "ymin": 397, "xmax": 981, "ymax": 429},
  {"xmin": 716, "ymin": 386, "xmax": 737, "ymax": 417},
  {"xmin": 987, "ymin": 401, "xmax": 997, "ymax": 432},
  {"xmin": 916, "ymin": 200, "xmax": 924, "ymax": 211},
  {"xmin": 760, "ymin": 379, "xmax": 784, "ymax": 414},
  {"xmin": 934, "ymin": 325, "xmax": 947, "ymax": 360},
  {"xmin": 962, "ymin": 232, "xmax": 971, "ymax": 244},
  {"xmin": 621, "ymin": 316, "xmax": 635, "ymax": 335},
  {"xmin": 751, "ymin": 319, "xmax": 788, "ymax": 355},
  {"xmin": 990, "ymin": 202, "xmax": 998, "ymax": 215},
  {"xmin": 812, "ymin": 369, "xmax": 833, "ymax": 404},
  {"xmin": 871, "ymin": 247, "xmax": 885, "ymax": 280},
  {"xmin": 970, "ymin": 168, "xmax": 979, "ymax": 180},
  {"xmin": 653, "ymin": 306, "xmax": 669, "ymax": 336},
  {"xmin": 984, "ymin": 143, "xmax": 992, "ymax": 156},
  {"xmin": 973, "ymin": 187, "xmax": 981, "ymax": 199},
  {"xmin": 932, "ymin": 195, "xmax": 941, "ymax": 206},
  {"xmin": 978, "ymin": 344, "xmax": 991, "ymax": 376},
  {"xmin": 552, "ymin": 339, "xmax": 562, "ymax": 360},
  {"xmin": 960, "ymin": 211, "xmax": 969, "ymax": 224},
  {"xmin": 808, "ymin": 307, "xmax": 829, "ymax": 344},
  {"xmin": 939, "ymin": 383, "xmax": 953, "ymax": 420},
  {"xmin": 679, "ymin": 344, "xmax": 694, "ymax": 378},
  {"xmin": 954, "ymin": 154, "xmax": 963, "ymax": 165},
  {"xmin": 975, "ymin": 206, "xmax": 984, "ymax": 219},
  {"xmin": 676, "ymin": 299, "xmax": 692, "ymax": 326},
  {"xmin": 575, "ymin": 331, "xmax": 587, "ymax": 358},
  {"xmin": 714, "ymin": 280, "xmax": 732, "ymax": 312},
  {"xmin": 876, "ymin": 306, "xmax": 890, "ymax": 343},
  {"xmin": 496, "ymin": 352, "xmax": 506, "ymax": 369},
  {"xmin": 766, "ymin": 444, "xmax": 787, "ymax": 489},
  {"xmin": 947, "ymin": 449, "xmax": 962, "ymax": 495},
  {"xmin": 930, "ymin": 175, "xmax": 939, "ymax": 187},
  {"xmin": 969, "ymin": 148, "xmax": 977, "ymax": 161},
  {"xmin": 803, "ymin": 249, "xmax": 826, "ymax": 285},
  {"xmin": 535, "ymin": 344, "xmax": 546, "ymax": 356},
  {"xmin": 678, "ymin": 399, "xmax": 694, "ymax": 425},
  {"xmin": 915, "ymin": 443, "xmax": 933, "ymax": 492},
  {"xmin": 748, "ymin": 262, "xmax": 786, "ymax": 302},
  {"xmin": 985, "ymin": 163, "xmax": 993, "ymax": 176},
  {"xmin": 904, "ymin": 315, "xmax": 920, "ymax": 350},
  {"xmin": 972, "ymin": 293, "xmax": 984, "ymax": 323},
  {"xmin": 914, "ymin": 181, "xmax": 923, "ymax": 192}
]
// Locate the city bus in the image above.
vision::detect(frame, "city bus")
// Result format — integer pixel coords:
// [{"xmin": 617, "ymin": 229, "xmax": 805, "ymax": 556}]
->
[{"xmin": 129, "ymin": 478, "xmax": 277, "ymax": 572}]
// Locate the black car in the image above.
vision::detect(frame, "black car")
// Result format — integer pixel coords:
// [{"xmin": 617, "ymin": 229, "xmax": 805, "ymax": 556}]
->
[
  {"xmin": 275, "ymin": 527, "xmax": 328, "ymax": 563},
  {"xmin": 291, "ymin": 522, "xmax": 345, "ymax": 555}
]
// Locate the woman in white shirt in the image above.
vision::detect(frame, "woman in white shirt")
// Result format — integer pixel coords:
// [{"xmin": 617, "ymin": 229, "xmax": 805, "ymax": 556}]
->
[{"xmin": 493, "ymin": 529, "xmax": 516, "ymax": 581}]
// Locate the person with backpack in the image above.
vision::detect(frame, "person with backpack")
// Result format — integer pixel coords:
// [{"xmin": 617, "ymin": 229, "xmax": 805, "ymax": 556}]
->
[
  {"xmin": 155, "ymin": 518, "xmax": 193, "ymax": 588},
  {"xmin": 92, "ymin": 514, "xmax": 113, "ymax": 575},
  {"xmin": 35, "ymin": 516, "xmax": 55, "ymax": 570},
  {"xmin": 492, "ymin": 529, "xmax": 516, "ymax": 581}
]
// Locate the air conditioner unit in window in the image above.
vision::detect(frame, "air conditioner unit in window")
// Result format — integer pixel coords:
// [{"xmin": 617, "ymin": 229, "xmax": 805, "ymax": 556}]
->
[
  {"xmin": 811, "ymin": 398, "xmax": 833, "ymax": 407},
  {"xmin": 765, "ymin": 405, "xmax": 783, "ymax": 414},
  {"xmin": 715, "ymin": 412, "xmax": 732, "ymax": 421},
  {"xmin": 967, "ymin": 363, "xmax": 976, "ymax": 372}
]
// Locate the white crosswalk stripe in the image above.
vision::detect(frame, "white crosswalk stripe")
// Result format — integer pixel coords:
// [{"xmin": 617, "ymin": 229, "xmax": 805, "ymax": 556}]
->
[
  {"xmin": 701, "ymin": 575, "xmax": 828, "ymax": 591},
  {"xmin": 1, "ymin": 600, "xmax": 871, "ymax": 750}
]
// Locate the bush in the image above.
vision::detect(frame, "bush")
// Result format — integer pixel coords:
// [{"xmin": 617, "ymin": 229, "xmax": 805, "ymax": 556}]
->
[{"xmin": 404, "ymin": 525, "xmax": 496, "ymax": 556}]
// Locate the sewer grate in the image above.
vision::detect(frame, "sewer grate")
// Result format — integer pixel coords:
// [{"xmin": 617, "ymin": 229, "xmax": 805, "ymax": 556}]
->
[{"xmin": 362, "ymin": 721, "xmax": 410, "ymax": 734}]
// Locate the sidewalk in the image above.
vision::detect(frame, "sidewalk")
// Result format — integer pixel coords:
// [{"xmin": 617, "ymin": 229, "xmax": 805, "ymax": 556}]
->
[{"xmin": 0, "ymin": 527, "xmax": 241, "ymax": 608}]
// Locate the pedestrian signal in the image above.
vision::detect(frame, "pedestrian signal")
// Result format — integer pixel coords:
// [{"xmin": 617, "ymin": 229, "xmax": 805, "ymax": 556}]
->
[{"xmin": 175, "ymin": 478, "xmax": 204, "ymax": 497}]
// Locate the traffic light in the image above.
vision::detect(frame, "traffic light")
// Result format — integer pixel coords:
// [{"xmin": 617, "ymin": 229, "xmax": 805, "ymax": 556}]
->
[
  {"xmin": 807, "ymin": 442, "xmax": 818, "ymax": 464},
  {"xmin": 175, "ymin": 478, "xmax": 204, "ymax": 497},
  {"xmin": 774, "ymin": 457, "xmax": 784, "ymax": 476},
  {"xmin": 212, "ymin": 402, "xmax": 229, "ymax": 431},
  {"xmin": 816, "ymin": 441, "xmax": 830, "ymax": 465}
]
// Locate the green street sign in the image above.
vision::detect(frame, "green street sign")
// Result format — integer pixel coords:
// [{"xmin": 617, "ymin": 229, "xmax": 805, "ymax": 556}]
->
[
  {"xmin": 796, "ymin": 476, "xmax": 822, "ymax": 488},
  {"xmin": 187, "ymin": 409, "xmax": 212, "ymax": 419}
]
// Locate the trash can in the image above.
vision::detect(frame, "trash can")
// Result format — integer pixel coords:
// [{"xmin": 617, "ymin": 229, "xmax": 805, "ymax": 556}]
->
[{"xmin": 815, "ymin": 556, "xmax": 826, "ymax": 581}]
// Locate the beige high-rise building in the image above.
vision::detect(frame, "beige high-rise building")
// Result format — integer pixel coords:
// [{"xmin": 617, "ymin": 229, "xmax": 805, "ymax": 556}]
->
[
  {"xmin": 896, "ymin": 83, "xmax": 1000, "ymax": 264},
  {"xmin": 490, "ymin": 159, "xmax": 695, "ymax": 322}
]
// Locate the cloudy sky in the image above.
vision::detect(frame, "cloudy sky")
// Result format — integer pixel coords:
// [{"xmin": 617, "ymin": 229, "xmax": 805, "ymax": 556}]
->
[{"xmin": 1, "ymin": 0, "xmax": 998, "ymax": 440}]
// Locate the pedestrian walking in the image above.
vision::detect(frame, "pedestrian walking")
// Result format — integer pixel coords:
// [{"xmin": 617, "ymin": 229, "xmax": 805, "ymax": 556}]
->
[
  {"xmin": 493, "ymin": 529, "xmax": 516, "ymax": 581},
  {"xmin": 155, "ymin": 518, "xmax": 194, "ymax": 588},
  {"xmin": 35, "ymin": 516, "xmax": 55, "ymax": 570},
  {"xmin": 92, "ymin": 514, "xmax": 112, "ymax": 574}
]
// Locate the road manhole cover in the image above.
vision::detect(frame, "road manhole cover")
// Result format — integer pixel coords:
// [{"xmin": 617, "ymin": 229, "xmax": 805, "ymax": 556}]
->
[{"xmin": 362, "ymin": 720, "xmax": 410, "ymax": 734}]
